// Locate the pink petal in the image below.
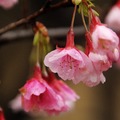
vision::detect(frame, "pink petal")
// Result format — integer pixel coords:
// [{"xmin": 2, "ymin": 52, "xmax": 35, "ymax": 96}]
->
[
  {"xmin": 92, "ymin": 25, "xmax": 119, "ymax": 49},
  {"xmin": 89, "ymin": 52, "xmax": 112, "ymax": 71},
  {"xmin": 20, "ymin": 78, "xmax": 46, "ymax": 100},
  {"xmin": 39, "ymin": 88, "xmax": 64, "ymax": 111},
  {"xmin": 83, "ymin": 72, "xmax": 106, "ymax": 87}
]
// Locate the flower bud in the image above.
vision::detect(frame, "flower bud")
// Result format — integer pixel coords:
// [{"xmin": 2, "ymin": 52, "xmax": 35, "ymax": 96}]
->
[{"xmin": 72, "ymin": 0, "xmax": 82, "ymax": 5}]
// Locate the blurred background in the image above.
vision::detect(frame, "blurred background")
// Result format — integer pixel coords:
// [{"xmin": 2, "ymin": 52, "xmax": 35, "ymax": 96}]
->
[{"xmin": 0, "ymin": 0, "xmax": 120, "ymax": 120}]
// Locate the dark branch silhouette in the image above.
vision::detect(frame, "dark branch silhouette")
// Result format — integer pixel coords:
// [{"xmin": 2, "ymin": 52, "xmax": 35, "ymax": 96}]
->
[{"xmin": 0, "ymin": 0, "xmax": 72, "ymax": 35}]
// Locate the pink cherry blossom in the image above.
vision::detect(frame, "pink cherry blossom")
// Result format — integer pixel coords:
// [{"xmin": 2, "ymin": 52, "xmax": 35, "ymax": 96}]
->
[
  {"xmin": 0, "ymin": 0, "xmax": 18, "ymax": 9},
  {"xmin": 44, "ymin": 47, "xmax": 105, "ymax": 86},
  {"xmin": 44, "ymin": 29, "xmax": 105, "ymax": 86},
  {"xmin": 0, "ymin": 107, "xmax": 5, "ymax": 120},
  {"xmin": 20, "ymin": 65, "xmax": 65, "ymax": 113},
  {"xmin": 84, "ymin": 15, "xmax": 120, "ymax": 86},
  {"xmin": 90, "ymin": 17, "xmax": 119, "ymax": 62},
  {"xmin": 105, "ymin": 1, "xmax": 120, "ymax": 32}
]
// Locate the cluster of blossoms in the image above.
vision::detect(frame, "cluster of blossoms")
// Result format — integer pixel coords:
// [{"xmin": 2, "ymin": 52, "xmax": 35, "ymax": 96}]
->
[
  {"xmin": 19, "ymin": 64, "xmax": 79, "ymax": 115},
  {"xmin": 16, "ymin": 21, "xmax": 79, "ymax": 115},
  {"xmin": 9, "ymin": 0, "xmax": 119, "ymax": 116},
  {"xmin": 4, "ymin": 0, "xmax": 120, "ymax": 118},
  {"xmin": 44, "ymin": 13, "xmax": 119, "ymax": 87},
  {"xmin": 0, "ymin": 0, "xmax": 18, "ymax": 9}
]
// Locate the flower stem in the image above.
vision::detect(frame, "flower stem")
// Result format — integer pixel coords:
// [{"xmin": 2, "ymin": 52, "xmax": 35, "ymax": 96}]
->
[
  {"xmin": 81, "ymin": 7, "xmax": 88, "ymax": 32},
  {"xmin": 71, "ymin": 5, "xmax": 77, "ymax": 29}
]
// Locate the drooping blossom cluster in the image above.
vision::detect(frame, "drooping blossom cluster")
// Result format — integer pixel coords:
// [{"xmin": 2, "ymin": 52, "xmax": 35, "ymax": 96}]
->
[
  {"xmin": 44, "ymin": 28, "xmax": 105, "ymax": 87},
  {"xmin": 86, "ymin": 14, "xmax": 119, "ymax": 82},
  {"xmin": 44, "ymin": 12, "xmax": 119, "ymax": 87},
  {"xmin": 19, "ymin": 64, "xmax": 79, "ymax": 115},
  {"xmin": 0, "ymin": 0, "xmax": 18, "ymax": 9},
  {"xmin": 6, "ymin": 0, "xmax": 120, "ymax": 118}
]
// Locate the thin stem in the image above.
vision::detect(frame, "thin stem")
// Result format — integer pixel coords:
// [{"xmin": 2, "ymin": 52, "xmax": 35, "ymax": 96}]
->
[
  {"xmin": 71, "ymin": 5, "xmax": 77, "ymax": 29},
  {"xmin": 81, "ymin": 7, "xmax": 88, "ymax": 32}
]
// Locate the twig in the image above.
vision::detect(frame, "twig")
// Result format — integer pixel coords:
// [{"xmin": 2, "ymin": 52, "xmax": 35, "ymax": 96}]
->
[{"xmin": 0, "ymin": 0, "xmax": 70, "ymax": 35}]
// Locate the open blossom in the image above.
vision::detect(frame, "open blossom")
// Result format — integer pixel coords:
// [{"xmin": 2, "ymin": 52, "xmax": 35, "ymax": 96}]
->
[
  {"xmin": 105, "ymin": 0, "xmax": 120, "ymax": 32},
  {"xmin": 20, "ymin": 65, "xmax": 65, "ymax": 114},
  {"xmin": 0, "ymin": 107, "xmax": 5, "ymax": 120},
  {"xmin": 44, "ymin": 28, "xmax": 105, "ymax": 86},
  {"xmin": 90, "ymin": 16, "xmax": 119, "ymax": 62},
  {"xmin": 0, "ymin": 0, "xmax": 18, "ymax": 9}
]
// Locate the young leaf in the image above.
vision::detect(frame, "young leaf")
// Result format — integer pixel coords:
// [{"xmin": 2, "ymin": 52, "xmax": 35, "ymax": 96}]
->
[{"xmin": 33, "ymin": 31, "xmax": 40, "ymax": 46}]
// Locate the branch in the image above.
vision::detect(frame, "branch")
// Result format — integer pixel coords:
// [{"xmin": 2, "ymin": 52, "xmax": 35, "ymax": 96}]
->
[{"xmin": 0, "ymin": 0, "xmax": 71, "ymax": 35}]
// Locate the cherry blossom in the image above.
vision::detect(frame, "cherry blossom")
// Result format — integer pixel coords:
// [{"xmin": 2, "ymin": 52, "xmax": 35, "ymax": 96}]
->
[
  {"xmin": 20, "ymin": 65, "xmax": 65, "ymax": 113},
  {"xmin": 44, "ymin": 29, "xmax": 105, "ymax": 86},
  {"xmin": 20, "ymin": 64, "xmax": 80, "ymax": 114},
  {"xmin": 85, "ymin": 32, "xmax": 112, "ymax": 72},
  {"xmin": 105, "ymin": 0, "xmax": 120, "ymax": 32},
  {"xmin": 104, "ymin": 1, "xmax": 120, "ymax": 68},
  {"xmin": 89, "ymin": 16, "xmax": 119, "ymax": 62},
  {"xmin": 0, "ymin": 0, "xmax": 18, "ymax": 9}
]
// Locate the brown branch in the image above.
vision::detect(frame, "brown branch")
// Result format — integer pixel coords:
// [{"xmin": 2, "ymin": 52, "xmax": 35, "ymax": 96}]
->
[{"xmin": 0, "ymin": 0, "xmax": 71, "ymax": 36}]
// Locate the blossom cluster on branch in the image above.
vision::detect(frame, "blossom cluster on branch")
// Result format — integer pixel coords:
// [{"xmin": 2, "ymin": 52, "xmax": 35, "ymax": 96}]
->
[{"xmin": 0, "ymin": 0, "xmax": 120, "ymax": 119}]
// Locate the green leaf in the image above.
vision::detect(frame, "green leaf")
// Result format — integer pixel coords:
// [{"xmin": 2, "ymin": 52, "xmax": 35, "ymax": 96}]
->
[
  {"xmin": 92, "ymin": 9, "xmax": 99, "ymax": 16},
  {"xmin": 33, "ymin": 31, "xmax": 40, "ymax": 46},
  {"xmin": 87, "ymin": 0, "xmax": 95, "ymax": 8}
]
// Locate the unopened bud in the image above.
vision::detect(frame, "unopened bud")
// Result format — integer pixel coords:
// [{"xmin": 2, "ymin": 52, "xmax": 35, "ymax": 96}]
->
[{"xmin": 72, "ymin": 0, "xmax": 82, "ymax": 5}]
